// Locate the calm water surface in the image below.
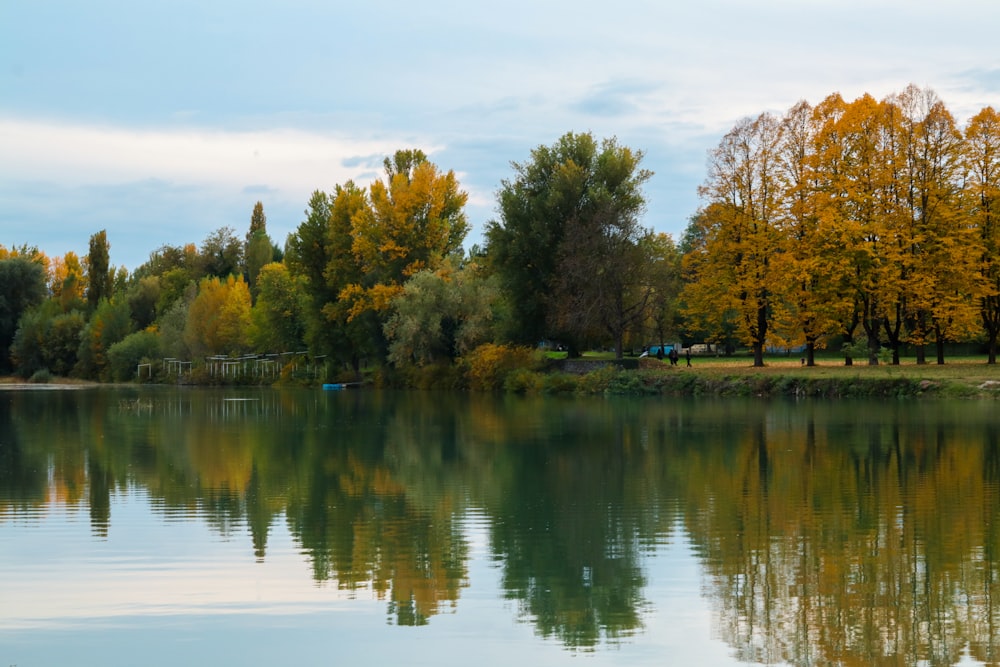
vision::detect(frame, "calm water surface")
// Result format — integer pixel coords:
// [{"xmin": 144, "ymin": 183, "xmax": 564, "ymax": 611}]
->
[{"xmin": 2, "ymin": 387, "xmax": 999, "ymax": 666}]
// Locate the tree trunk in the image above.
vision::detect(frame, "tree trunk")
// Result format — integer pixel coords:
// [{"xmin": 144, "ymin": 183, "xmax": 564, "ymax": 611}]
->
[
  {"xmin": 805, "ymin": 341, "xmax": 815, "ymax": 367},
  {"xmin": 915, "ymin": 344, "xmax": 926, "ymax": 365}
]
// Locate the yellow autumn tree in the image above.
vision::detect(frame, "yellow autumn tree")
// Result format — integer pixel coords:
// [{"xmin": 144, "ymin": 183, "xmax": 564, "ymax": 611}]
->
[
  {"xmin": 683, "ymin": 112, "xmax": 785, "ymax": 366},
  {"xmin": 340, "ymin": 150, "xmax": 468, "ymax": 323},
  {"xmin": 184, "ymin": 274, "xmax": 252, "ymax": 357},
  {"xmin": 50, "ymin": 251, "xmax": 88, "ymax": 310},
  {"xmin": 769, "ymin": 99, "xmax": 851, "ymax": 365},
  {"xmin": 890, "ymin": 85, "xmax": 983, "ymax": 363},
  {"xmin": 965, "ymin": 106, "xmax": 1000, "ymax": 363}
]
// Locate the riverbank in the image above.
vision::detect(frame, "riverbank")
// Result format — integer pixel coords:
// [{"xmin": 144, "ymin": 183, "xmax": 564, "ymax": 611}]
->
[
  {"xmin": 3, "ymin": 356, "xmax": 999, "ymax": 397},
  {"xmin": 622, "ymin": 357, "xmax": 1000, "ymax": 398}
]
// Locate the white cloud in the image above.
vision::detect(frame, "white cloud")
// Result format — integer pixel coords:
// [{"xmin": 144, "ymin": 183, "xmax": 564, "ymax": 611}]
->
[{"xmin": 0, "ymin": 117, "xmax": 443, "ymax": 199}]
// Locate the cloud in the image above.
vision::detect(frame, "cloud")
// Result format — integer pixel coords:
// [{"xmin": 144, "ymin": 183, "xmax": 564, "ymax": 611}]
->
[{"xmin": 0, "ymin": 117, "xmax": 441, "ymax": 198}]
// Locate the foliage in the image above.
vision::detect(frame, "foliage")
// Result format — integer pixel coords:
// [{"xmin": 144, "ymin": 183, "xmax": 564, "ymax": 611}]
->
[
  {"xmin": 384, "ymin": 260, "xmax": 498, "ymax": 367},
  {"xmin": 76, "ymin": 299, "xmax": 133, "ymax": 380},
  {"xmin": 50, "ymin": 251, "xmax": 88, "ymax": 309},
  {"xmin": 286, "ymin": 184, "xmax": 379, "ymax": 373},
  {"xmin": 86, "ymin": 229, "xmax": 113, "ymax": 309},
  {"xmin": 11, "ymin": 305, "xmax": 87, "ymax": 378},
  {"xmin": 250, "ymin": 262, "xmax": 306, "ymax": 353},
  {"xmin": 0, "ymin": 257, "xmax": 48, "ymax": 373},
  {"xmin": 126, "ymin": 275, "xmax": 161, "ymax": 330},
  {"xmin": 341, "ymin": 150, "xmax": 469, "ymax": 323},
  {"xmin": 486, "ymin": 132, "xmax": 654, "ymax": 358},
  {"xmin": 27, "ymin": 368, "xmax": 52, "ymax": 383},
  {"xmin": 199, "ymin": 226, "xmax": 243, "ymax": 279},
  {"xmin": 244, "ymin": 201, "xmax": 276, "ymax": 297},
  {"xmin": 462, "ymin": 343, "xmax": 539, "ymax": 392},
  {"xmin": 157, "ymin": 285, "xmax": 195, "ymax": 360},
  {"xmin": 106, "ymin": 329, "xmax": 161, "ymax": 382},
  {"xmin": 184, "ymin": 275, "xmax": 252, "ymax": 358}
]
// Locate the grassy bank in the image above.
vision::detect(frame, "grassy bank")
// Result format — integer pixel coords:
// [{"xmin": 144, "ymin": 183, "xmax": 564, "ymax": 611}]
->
[
  {"xmin": 572, "ymin": 356, "xmax": 1000, "ymax": 398},
  {"xmin": 5, "ymin": 353, "xmax": 1000, "ymax": 398}
]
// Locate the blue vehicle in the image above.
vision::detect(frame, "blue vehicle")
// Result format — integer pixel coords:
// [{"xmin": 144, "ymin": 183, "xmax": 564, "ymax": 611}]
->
[{"xmin": 641, "ymin": 345, "xmax": 674, "ymax": 358}]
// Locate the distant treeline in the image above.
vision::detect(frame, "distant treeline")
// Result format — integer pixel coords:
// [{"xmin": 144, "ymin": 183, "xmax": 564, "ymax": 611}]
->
[{"xmin": 2, "ymin": 85, "xmax": 1000, "ymax": 384}]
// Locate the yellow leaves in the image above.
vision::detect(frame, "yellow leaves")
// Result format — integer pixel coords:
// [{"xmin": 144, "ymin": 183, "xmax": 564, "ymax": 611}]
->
[
  {"xmin": 50, "ymin": 252, "xmax": 87, "ymax": 302},
  {"xmin": 185, "ymin": 274, "xmax": 252, "ymax": 356},
  {"xmin": 352, "ymin": 159, "xmax": 468, "ymax": 282}
]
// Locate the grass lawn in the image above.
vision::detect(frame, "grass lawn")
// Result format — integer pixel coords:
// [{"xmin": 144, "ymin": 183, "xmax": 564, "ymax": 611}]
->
[{"xmin": 567, "ymin": 351, "xmax": 1000, "ymax": 393}]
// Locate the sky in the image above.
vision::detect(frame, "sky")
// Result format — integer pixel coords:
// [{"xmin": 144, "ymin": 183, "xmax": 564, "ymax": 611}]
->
[{"xmin": 3, "ymin": 0, "xmax": 1000, "ymax": 271}]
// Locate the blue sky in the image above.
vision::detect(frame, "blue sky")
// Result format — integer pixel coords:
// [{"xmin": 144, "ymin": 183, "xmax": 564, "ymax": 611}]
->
[{"xmin": 3, "ymin": 0, "xmax": 1000, "ymax": 270}]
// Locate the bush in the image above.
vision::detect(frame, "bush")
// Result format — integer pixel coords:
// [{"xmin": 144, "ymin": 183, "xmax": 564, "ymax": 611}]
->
[
  {"xmin": 504, "ymin": 368, "xmax": 544, "ymax": 394},
  {"xmin": 106, "ymin": 330, "xmax": 161, "ymax": 382},
  {"xmin": 463, "ymin": 343, "xmax": 539, "ymax": 392},
  {"xmin": 28, "ymin": 368, "xmax": 52, "ymax": 384}
]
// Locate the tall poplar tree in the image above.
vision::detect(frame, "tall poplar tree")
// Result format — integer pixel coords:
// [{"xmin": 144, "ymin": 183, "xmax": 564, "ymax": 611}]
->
[
  {"xmin": 244, "ymin": 201, "xmax": 274, "ymax": 297},
  {"xmin": 86, "ymin": 229, "xmax": 112, "ymax": 309}
]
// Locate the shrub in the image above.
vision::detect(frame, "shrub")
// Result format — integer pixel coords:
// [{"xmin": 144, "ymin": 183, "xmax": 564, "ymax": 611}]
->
[
  {"xmin": 463, "ymin": 343, "xmax": 538, "ymax": 392},
  {"xmin": 504, "ymin": 368, "xmax": 544, "ymax": 394},
  {"xmin": 28, "ymin": 368, "xmax": 52, "ymax": 384},
  {"xmin": 542, "ymin": 372, "xmax": 579, "ymax": 395},
  {"xmin": 106, "ymin": 330, "xmax": 161, "ymax": 382}
]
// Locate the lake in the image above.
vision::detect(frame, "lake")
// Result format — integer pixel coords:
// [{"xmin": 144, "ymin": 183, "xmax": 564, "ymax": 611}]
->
[{"xmin": 2, "ymin": 387, "xmax": 999, "ymax": 666}]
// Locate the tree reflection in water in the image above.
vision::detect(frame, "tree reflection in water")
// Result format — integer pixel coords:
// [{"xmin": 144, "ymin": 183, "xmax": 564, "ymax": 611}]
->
[{"xmin": 2, "ymin": 390, "xmax": 1000, "ymax": 662}]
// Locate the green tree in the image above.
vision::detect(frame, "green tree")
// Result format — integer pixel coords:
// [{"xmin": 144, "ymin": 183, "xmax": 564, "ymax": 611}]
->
[
  {"xmin": 10, "ymin": 306, "xmax": 87, "ymax": 377},
  {"xmin": 244, "ymin": 201, "xmax": 276, "ymax": 298},
  {"xmin": 250, "ymin": 262, "xmax": 306, "ymax": 353},
  {"xmin": 126, "ymin": 275, "xmax": 161, "ymax": 331},
  {"xmin": 199, "ymin": 226, "xmax": 243, "ymax": 279},
  {"xmin": 76, "ymin": 298, "xmax": 132, "ymax": 380},
  {"xmin": 86, "ymin": 229, "xmax": 112, "ymax": 310},
  {"xmin": 486, "ymin": 132, "xmax": 652, "ymax": 357},
  {"xmin": 383, "ymin": 259, "xmax": 497, "ymax": 367},
  {"xmin": 0, "ymin": 257, "xmax": 47, "ymax": 374},
  {"xmin": 642, "ymin": 232, "xmax": 682, "ymax": 353},
  {"xmin": 106, "ymin": 330, "xmax": 161, "ymax": 382},
  {"xmin": 286, "ymin": 184, "xmax": 379, "ymax": 376}
]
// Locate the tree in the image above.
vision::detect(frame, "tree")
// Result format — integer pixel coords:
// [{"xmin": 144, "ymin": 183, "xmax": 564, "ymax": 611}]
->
[
  {"xmin": 964, "ymin": 106, "xmax": 1000, "ymax": 363},
  {"xmin": 486, "ymin": 132, "xmax": 653, "ymax": 358},
  {"xmin": 340, "ymin": 150, "xmax": 469, "ymax": 324},
  {"xmin": 383, "ymin": 258, "xmax": 498, "ymax": 367},
  {"xmin": 769, "ymin": 99, "xmax": 846, "ymax": 365},
  {"xmin": 890, "ymin": 85, "xmax": 981, "ymax": 364},
  {"xmin": 86, "ymin": 229, "xmax": 112, "ymax": 310},
  {"xmin": 285, "ymin": 183, "xmax": 379, "ymax": 376},
  {"xmin": 642, "ymin": 232, "xmax": 682, "ymax": 353},
  {"xmin": 50, "ymin": 251, "xmax": 87, "ymax": 311},
  {"xmin": 250, "ymin": 262, "xmax": 306, "ymax": 353},
  {"xmin": 199, "ymin": 226, "xmax": 243, "ymax": 279},
  {"xmin": 11, "ymin": 304, "xmax": 87, "ymax": 377},
  {"xmin": 126, "ymin": 275, "xmax": 161, "ymax": 331},
  {"xmin": 106, "ymin": 330, "xmax": 161, "ymax": 382},
  {"xmin": 76, "ymin": 298, "xmax": 132, "ymax": 380},
  {"xmin": 184, "ymin": 275, "xmax": 253, "ymax": 358},
  {"xmin": 684, "ymin": 114, "xmax": 784, "ymax": 366},
  {"xmin": 0, "ymin": 257, "xmax": 47, "ymax": 373},
  {"xmin": 244, "ymin": 201, "xmax": 276, "ymax": 298}
]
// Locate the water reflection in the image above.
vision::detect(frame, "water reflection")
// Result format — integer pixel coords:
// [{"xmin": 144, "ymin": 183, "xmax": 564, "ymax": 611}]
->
[{"xmin": 2, "ymin": 389, "xmax": 1000, "ymax": 664}]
